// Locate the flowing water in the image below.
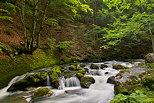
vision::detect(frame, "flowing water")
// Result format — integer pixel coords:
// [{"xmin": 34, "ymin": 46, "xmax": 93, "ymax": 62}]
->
[{"xmin": 0, "ymin": 60, "xmax": 144, "ymax": 103}]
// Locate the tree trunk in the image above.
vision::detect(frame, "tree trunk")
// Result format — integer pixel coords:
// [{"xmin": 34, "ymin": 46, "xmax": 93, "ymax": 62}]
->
[{"xmin": 151, "ymin": 35, "xmax": 154, "ymax": 53}]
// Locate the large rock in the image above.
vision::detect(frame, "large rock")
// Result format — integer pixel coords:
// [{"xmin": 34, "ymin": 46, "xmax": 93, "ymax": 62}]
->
[
  {"xmin": 112, "ymin": 64, "xmax": 129, "ymax": 70},
  {"xmin": 32, "ymin": 87, "xmax": 54, "ymax": 99},
  {"xmin": 107, "ymin": 76, "xmax": 115, "ymax": 84},
  {"xmin": 114, "ymin": 66, "xmax": 148, "ymax": 94},
  {"xmin": 7, "ymin": 71, "xmax": 47, "ymax": 92},
  {"xmin": 80, "ymin": 76, "xmax": 95, "ymax": 88},
  {"xmin": 90, "ymin": 64, "xmax": 99, "ymax": 69},
  {"xmin": 145, "ymin": 53, "xmax": 154, "ymax": 63},
  {"xmin": 48, "ymin": 65, "xmax": 62, "ymax": 88}
]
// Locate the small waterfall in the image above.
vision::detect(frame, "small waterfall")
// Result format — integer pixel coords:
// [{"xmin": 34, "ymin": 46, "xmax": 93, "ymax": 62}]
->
[
  {"xmin": 47, "ymin": 74, "xmax": 50, "ymax": 86},
  {"xmin": 0, "ymin": 73, "xmax": 29, "ymax": 100},
  {"xmin": 59, "ymin": 77, "xmax": 80, "ymax": 90}
]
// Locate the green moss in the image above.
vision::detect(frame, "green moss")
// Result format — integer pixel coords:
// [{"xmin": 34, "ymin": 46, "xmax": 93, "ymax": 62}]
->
[
  {"xmin": 69, "ymin": 65, "xmax": 77, "ymax": 71},
  {"xmin": 63, "ymin": 57, "xmax": 72, "ymax": 63},
  {"xmin": 32, "ymin": 87, "xmax": 53, "ymax": 99},
  {"xmin": 138, "ymin": 63, "xmax": 154, "ymax": 69},
  {"xmin": 49, "ymin": 73, "xmax": 59, "ymax": 88},
  {"xmin": 0, "ymin": 50, "xmax": 61, "ymax": 89},
  {"xmin": 112, "ymin": 64, "xmax": 129, "ymax": 70},
  {"xmin": 48, "ymin": 65, "xmax": 62, "ymax": 76},
  {"xmin": 80, "ymin": 76, "xmax": 95, "ymax": 88},
  {"xmin": 7, "ymin": 71, "xmax": 47, "ymax": 92}
]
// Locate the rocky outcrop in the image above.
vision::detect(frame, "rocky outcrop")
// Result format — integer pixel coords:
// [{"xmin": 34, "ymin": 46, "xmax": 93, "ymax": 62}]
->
[
  {"xmin": 114, "ymin": 66, "xmax": 148, "ymax": 94},
  {"xmin": 80, "ymin": 76, "xmax": 95, "ymax": 88},
  {"xmin": 7, "ymin": 71, "xmax": 47, "ymax": 92},
  {"xmin": 145, "ymin": 53, "xmax": 154, "ymax": 63},
  {"xmin": 48, "ymin": 65, "xmax": 62, "ymax": 88}
]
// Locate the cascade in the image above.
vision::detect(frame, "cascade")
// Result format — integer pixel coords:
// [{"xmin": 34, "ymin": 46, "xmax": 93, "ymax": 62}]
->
[
  {"xmin": 46, "ymin": 74, "xmax": 50, "ymax": 86},
  {"xmin": 59, "ymin": 77, "xmax": 80, "ymax": 90}
]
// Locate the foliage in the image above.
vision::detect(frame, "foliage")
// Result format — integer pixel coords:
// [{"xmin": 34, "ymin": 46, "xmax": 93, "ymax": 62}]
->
[
  {"xmin": 111, "ymin": 90, "xmax": 153, "ymax": 103},
  {"xmin": 58, "ymin": 41, "xmax": 73, "ymax": 52}
]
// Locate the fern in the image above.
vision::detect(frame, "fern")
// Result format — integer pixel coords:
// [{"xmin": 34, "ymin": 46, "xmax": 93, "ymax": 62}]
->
[
  {"xmin": 0, "ymin": 16, "xmax": 13, "ymax": 22},
  {"xmin": 0, "ymin": 9, "xmax": 10, "ymax": 15}
]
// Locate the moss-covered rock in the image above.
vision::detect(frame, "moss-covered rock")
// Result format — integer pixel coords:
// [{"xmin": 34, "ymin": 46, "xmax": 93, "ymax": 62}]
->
[
  {"xmin": 32, "ymin": 87, "xmax": 54, "ymax": 99},
  {"xmin": 114, "ymin": 66, "xmax": 148, "ymax": 94},
  {"xmin": 141, "ymin": 69, "xmax": 154, "ymax": 90},
  {"xmin": 100, "ymin": 64, "xmax": 108, "ymax": 69},
  {"xmin": 112, "ymin": 64, "xmax": 129, "ymax": 70},
  {"xmin": 80, "ymin": 64, "xmax": 86, "ymax": 67},
  {"xmin": 90, "ymin": 64, "xmax": 99, "ymax": 69},
  {"xmin": 80, "ymin": 76, "xmax": 95, "ymax": 88},
  {"xmin": 48, "ymin": 65, "xmax": 62, "ymax": 76},
  {"xmin": 69, "ymin": 65, "xmax": 77, "ymax": 71},
  {"xmin": 145, "ymin": 53, "xmax": 154, "ymax": 63},
  {"xmin": 7, "ymin": 71, "xmax": 47, "ymax": 92},
  {"xmin": 48, "ymin": 65, "xmax": 62, "ymax": 88},
  {"xmin": 76, "ymin": 73, "xmax": 84, "ymax": 80}
]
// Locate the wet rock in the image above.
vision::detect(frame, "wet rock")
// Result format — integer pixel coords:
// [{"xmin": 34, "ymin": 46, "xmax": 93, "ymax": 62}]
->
[
  {"xmin": 105, "ymin": 72, "xmax": 109, "ymax": 75},
  {"xmin": 76, "ymin": 73, "xmax": 84, "ymax": 80},
  {"xmin": 100, "ymin": 64, "xmax": 108, "ymax": 69},
  {"xmin": 48, "ymin": 65, "xmax": 62, "ymax": 88},
  {"xmin": 145, "ymin": 53, "xmax": 154, "ymax": 63},
  {"xmin": 112, "ymin": 64, "xmax": 129, "ymax": 70},
  {"xmin": 69, "ymin": 65, "xmax": 77, "ymax": 71},
  {"xmin": 114, "ymin": 66, "xmax": 148, "ymax": 94},
  {"xmin": 7, "ymin": 71, "xmax": 47, "ymax": 92},
  {"xmin": 107, "ymin": 76, "xmax": 115, "ymax": 84},
  {"xmin": 32, "ymin": 87, "xmax": 54, "ymax": 99},
  {"xmin": 80, "ymin": 76, "xmax": 95, "ymax": 88},
  {"xmin": 90, "ymin": 64, "xmax": 99, "ymax": 69},
  {"xmin": 80, "ymin": 64, "xmax": 86, "ymax": 68}
]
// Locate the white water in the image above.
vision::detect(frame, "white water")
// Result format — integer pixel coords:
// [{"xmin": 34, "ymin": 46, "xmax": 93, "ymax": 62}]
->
[
  {"xmin": 59, "ymin": 77, "xmax": 80, "ymax": 90},
  {"xmin": 0, "ymin": 60, "xmax": 143, "ymax": 103},
  {"xmin": 0, "ymin": 73, "xmax": 29, "ymax": 100}
]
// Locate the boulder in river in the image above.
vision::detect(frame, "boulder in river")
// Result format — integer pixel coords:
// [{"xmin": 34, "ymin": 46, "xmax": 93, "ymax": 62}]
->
[
  {"xmin": 114, "ymin": 66, "xmax": 148, "ymax": 95},
  {"xmin": 112, "ymin": 64, "xmax": 129, "ymax": 70},
  {"xmin": 80, "ymin": 76, "xmax": 95, "ymax": 88},
  {"xmin": 107, "ymin": 76, "xmax": 115, "ymax": 84},
  {"xmin": 100, "ymin": 64, "xmax": 108, "ymax": 69},
  {"xmin": 48, "ymin": 65, "xmax": 63, "ymax": 88},
  {"xmin": 7, "ymin": 71, "xmax": 47, "ymax": 92},
  {"xmin": 145, "ymin": 53, "xmax": 154, "ymax": 63},
  {"xmin": 90, "ymin": 64, "xmax": 99, "ymax": 69},
  {"xmin": 32, "ymin": 87, "xmax": 54, "ymax": 99}
]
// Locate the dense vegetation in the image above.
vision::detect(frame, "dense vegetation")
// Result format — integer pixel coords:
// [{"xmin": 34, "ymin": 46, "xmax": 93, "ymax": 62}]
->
[{"xmin": 0, "ymin": 0, "xmax": 154, "ymax": 102}]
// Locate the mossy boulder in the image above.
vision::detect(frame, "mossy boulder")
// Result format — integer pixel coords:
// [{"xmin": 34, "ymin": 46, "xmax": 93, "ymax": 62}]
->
[
  {"xmin": 114, "ymin": 66, "xmax": 148, "ymax": 94},
  {"xmin": 112, "ymin": 64, "xmax": 129, "ymax": 70},
  {"xmin": 90, "ymin": 64, "xmax": 99, "ymax": 69},
  {"xmin": 76, "ymin": 73, "xmax": 84, "ymax": 80},
  {"xmin": 145, "ymin": 53, "xmax": 154, "ymax": 63},
  {"xmin": 7, "ymin": 71, "xmax": 47, "ymax": 92},
  {"xmin": 48, "ymin": 65, "xmax": 62, "ymax": 88},
  {"xmin": 32, "ymin": 87, "xmax": 54, "ymax": 99},
  {"xmin": 100, "ymin": 64, "xmax": 108, "ymax": 69},
  {"xmin": 80, "ymin": 76, "xmax": 95, "ymax": 88},
  {"xmin": 80, "ymin": 64, "xmax": 86, "ymax": 67},
  {"xmin": 141, "ymin": 69, "xmax": 154, "ymax": 90},
  {"xmin": 69, "ymin": 65, "xmax": 77, "ymax": 71}
]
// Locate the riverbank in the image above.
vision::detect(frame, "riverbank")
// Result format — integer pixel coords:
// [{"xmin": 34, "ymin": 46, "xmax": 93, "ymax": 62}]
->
[{"xmin": 0, "ymin": 49, "xmax": 62, "ymax": 89}]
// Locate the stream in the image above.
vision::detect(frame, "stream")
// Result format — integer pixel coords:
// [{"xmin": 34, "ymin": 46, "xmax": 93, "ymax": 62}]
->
[{"xmin": 0, "ymin": 60, "xmax": 144, "ymax": 103}]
